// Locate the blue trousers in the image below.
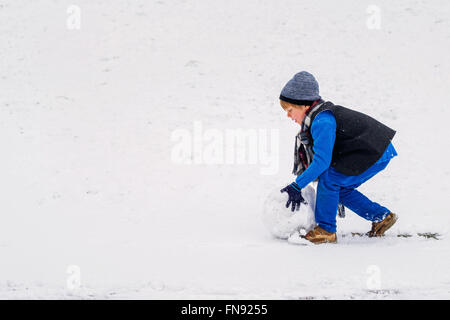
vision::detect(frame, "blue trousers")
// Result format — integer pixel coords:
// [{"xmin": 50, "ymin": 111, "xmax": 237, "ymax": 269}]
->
[{"xmin": 315, "ymin": 160, "xmax": 392, "ymax": 233}]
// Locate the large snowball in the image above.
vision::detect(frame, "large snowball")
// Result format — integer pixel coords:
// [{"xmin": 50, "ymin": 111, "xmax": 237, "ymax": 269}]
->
[{"xmin": 261, "ymin": 184, "xmax": 316, "ymax": 239}]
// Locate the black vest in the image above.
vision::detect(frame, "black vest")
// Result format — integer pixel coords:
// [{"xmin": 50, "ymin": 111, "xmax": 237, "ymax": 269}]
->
[{"xmin": 304, "ymin": 101, "xmax": 396, "ymax": 176}]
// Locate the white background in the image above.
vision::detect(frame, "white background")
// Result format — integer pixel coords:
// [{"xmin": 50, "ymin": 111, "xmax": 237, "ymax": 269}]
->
[{"xmin": 0, "ymin": 0, "xmax": 449, "ymax": 298}]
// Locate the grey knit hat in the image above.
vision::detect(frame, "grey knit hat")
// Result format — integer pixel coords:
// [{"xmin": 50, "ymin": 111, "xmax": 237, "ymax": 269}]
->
[{"xmin": 280, "ymin": 71, "xmax": 321, "ymax": 105}]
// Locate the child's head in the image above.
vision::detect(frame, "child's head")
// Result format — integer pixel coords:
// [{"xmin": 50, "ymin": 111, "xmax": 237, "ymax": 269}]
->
[{"xmin": 279, "ymin": 71, "xmax": 321, "ymax": 125}]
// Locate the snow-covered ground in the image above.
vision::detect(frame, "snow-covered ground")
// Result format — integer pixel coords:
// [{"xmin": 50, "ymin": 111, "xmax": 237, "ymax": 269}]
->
[{"xmin": 1, "ymin": 0, "xmax": 449, "ymax": 299}]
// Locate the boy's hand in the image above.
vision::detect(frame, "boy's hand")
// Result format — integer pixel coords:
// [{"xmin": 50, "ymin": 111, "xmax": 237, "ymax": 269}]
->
[{"xmin": 280, "ymin": 182, "xmax": 307, "ymax": 212}]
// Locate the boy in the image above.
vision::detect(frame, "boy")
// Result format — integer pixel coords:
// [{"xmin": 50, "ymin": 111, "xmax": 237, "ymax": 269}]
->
[{"xmin": 280, "ymin": 71, "xmax": 398, "ymax": 244}]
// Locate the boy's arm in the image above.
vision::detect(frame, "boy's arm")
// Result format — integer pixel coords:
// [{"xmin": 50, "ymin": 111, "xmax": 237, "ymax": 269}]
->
[{"xmin": 295, "ymin": 111, "xmax": 336, "ymax": 189}]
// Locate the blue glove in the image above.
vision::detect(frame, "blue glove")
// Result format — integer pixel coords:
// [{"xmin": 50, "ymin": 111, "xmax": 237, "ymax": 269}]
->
[{"xmin": 280, "ymin": 182, "xmax": 307, "ymax": 212}]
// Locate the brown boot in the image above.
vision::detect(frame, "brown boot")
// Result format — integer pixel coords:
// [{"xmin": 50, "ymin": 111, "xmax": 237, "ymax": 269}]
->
[
  {"xmin": 304, "ymin": 226, "xmax": 337, "ymax": 244},
  {"xmin": 367, "ymin": 212, "xmax": 398, "ymax": 237}
]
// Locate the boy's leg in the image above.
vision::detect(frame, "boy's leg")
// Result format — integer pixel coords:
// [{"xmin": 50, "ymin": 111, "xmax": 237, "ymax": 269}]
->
[
  {"xmin": 338, "ymin": 160, "xmax": 392, "ymax": 222},
  {"xmin": 339, "ymin": 188, "xmax": 390, "ymax": 222},
  {"xmin": 315, "ymin": 169, "xmax": 340, "ymax": 233},
  {"xmin": 315, "ymin": 159, "xmax": 394, "ymax": 232}
]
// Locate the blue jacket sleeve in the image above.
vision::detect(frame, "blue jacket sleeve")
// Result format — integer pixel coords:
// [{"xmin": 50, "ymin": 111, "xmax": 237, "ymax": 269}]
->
[{"xmin": 295, "ymin": 111, "xmax": 336, "ymax": 189}]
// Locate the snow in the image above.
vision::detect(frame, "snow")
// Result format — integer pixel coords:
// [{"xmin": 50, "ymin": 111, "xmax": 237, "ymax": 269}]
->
[
  {"xmin": 1, "ymin": 0, "xmax": 450, "ymax": 299},
  {"xmin": 262, "ymin": 184, "xmax": 316, "ymax": 239}
]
